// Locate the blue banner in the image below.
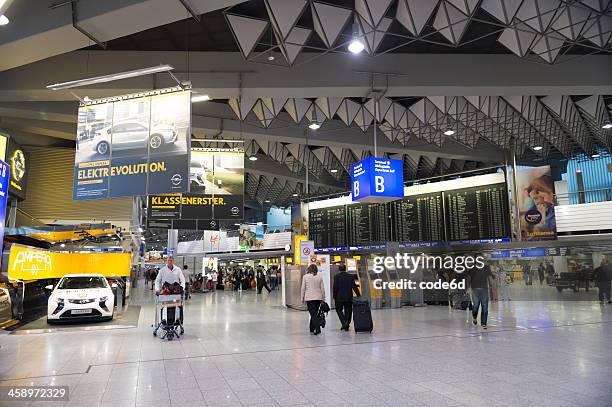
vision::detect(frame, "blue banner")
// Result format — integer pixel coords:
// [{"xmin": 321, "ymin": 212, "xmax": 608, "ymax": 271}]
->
[
  {"xmin": 0, "ymin": 160, "xmax": 9, "ymax": 260},
  {"xmin": 351, "ymin": 157, "xmax": 404, "ymax": 203}
]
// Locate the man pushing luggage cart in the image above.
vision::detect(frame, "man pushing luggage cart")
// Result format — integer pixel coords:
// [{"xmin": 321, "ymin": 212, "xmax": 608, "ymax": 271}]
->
[{"xmin": 153, "ymin": 256, "xmax": 186, "ymax": 340}]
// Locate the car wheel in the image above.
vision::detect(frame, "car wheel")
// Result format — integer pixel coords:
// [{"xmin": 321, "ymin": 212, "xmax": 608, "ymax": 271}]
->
[
  {"xmin": 149, "ymin": 134, "xmax": 164, "ymax": 150},
  {"xmin": 96, "ymin": 141, "xmax": 110, "ymax": 155}
]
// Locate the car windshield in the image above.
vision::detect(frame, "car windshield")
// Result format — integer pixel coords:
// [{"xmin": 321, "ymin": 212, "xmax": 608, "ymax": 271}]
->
[{"xmin": 57, "ymin": 277, "xmax": 108, "ymax": 290}]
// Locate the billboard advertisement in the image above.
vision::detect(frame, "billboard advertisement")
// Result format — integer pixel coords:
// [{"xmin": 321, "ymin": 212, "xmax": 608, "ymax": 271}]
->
[
  {"xmin": 239, "ymin": 224, "xmax": 264, "ymax": 250},
  {"xmin": 147, "ymin": 147, "xmax": 244, "ymax": 221},
  {"xmin": 73, "ymin": 88, "xmax": 191, "ymax": 200},
  {"xmin": 7, "ymin": 244, "xmax": 131, "ymax": 280},
  {"xmin": 516, "ymin": 165, "xmax": 557, "ymax": 241}
]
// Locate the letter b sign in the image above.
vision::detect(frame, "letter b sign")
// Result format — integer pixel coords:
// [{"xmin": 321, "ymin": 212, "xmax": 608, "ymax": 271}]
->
[
  {"xmin": 353, "ymin": 181, "xmax": 359, "ymax": 197},
  {"xmin": 375, "ymin": 176, "xmax": 384, "ymax": 193}
]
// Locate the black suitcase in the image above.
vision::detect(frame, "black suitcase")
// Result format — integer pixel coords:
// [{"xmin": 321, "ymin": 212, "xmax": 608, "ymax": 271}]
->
[{"xmin": 352, "ymin": 297, "xmax": 373, "ymax": 333}]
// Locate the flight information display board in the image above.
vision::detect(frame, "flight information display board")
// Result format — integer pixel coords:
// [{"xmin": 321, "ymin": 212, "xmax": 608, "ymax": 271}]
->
[
  {"xmin": 309, "ymin": 206, "xmax": 347, "ymax": 248},
  {"xmin": 390, "ymin": 193, "xmax": 444, "ymax": 243},
  {"xmin": 346, "ymin": 203, "xmax": 390, "ymax": 246},
  {"xmin": 443, "ymin": 183, "xmax": 509, "ymax": 241}
]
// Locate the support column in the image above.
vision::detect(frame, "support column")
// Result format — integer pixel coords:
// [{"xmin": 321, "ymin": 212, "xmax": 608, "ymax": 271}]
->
[{"xmin": 167, "ymin": 229, "xmax": 178, "ymax": 256}]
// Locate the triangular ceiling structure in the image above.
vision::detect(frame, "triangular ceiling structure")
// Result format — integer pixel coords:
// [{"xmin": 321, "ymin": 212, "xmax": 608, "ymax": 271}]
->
[
  {"xmin": 226, "ymin": 14, "xmax": 269, "ymax": 59},
  {"xmin": 311, "ymin": 2, "xmax": 352, "ymax": 48}
]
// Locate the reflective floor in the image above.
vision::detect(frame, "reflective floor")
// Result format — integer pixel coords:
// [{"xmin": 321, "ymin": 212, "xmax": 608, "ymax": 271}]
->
[{"xmin": 1, "ymin": 281, "xmax": 612, "ymax": 406}]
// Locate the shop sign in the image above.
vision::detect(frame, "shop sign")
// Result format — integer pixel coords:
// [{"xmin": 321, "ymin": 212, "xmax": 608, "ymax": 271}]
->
[
  {"xmin": 351, "ymin": 157, "xmax": 404, "ymax": 203},
  {"xmin": 6, "ymin": 139, "xmax": 29, "ymax": 200}
]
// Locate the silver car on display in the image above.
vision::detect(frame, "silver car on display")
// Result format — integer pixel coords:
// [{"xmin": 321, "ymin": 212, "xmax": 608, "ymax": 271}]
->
[
  {"xmin": 46, "ymin": 274, "xmax": 115, "ymax": 323},
  {"xmin": 93, "ymin": 122, "xmax": 178, "ymax": 155}
]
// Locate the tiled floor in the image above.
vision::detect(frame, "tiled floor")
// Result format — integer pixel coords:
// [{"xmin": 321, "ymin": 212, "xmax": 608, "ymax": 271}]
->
[{"xmin": 1, "ymin": 281, "xmax": 612, "ymax": 406}]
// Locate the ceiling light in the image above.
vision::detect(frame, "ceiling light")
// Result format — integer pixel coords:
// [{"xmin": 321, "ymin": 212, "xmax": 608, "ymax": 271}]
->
[
  {"xmin": 308, "ymin": 122, "xmax": 321, "ymax": 130},
  {"xmin": 46, "ymin": 64, "xmax": 174, "ymax": 90},
  {"xmin": 533, "ymin": 146, "xmax": 543, "ymax": 151},
  {"xmin": 234, "ymin": 223, "xmax": 240, "ymax": 226},
  {"xmin": 591, "ymin": 153, "xmax": 600, "ymax": 158},
  {"xmin": 330, "ymin": 169, "xmax": 338, "ymax": 173},
  {"xmin": 191, "ymin": 94, "xmax": 211, "ymax": 103},
  {"xmin": 265, "ymin": 200, "xmax": 271, "ymax": 203},
  {"xmin": 292, "ymin": 193, "xmax": 298, "ymax": 197},
  {"xmin": 267, "ymin": 53, "xmax": 275, "ymax": 61},
  {"xmin": 348, "ymin": 39, "xmax": 365, "ymax": 54},
  {"xmin": 60, "ymin": 243, "xmax": 65, "ymax": 248},
  {"xmin": 248, "ymin": 156, "xmax": 258, "ymax": 161},
  {"xmin": 602, "ymin": 123, "xmax": 612, "ymax": 129},
  {"xmin": 0, "ymin": 15, "xmax": 8, "ymax": 26},
  {"xmin": 138, "ymin": 227, "xmax": 143, "ymax": 233},
  {"xmin": 443, "ymin": 129, "xmax": 455, "ymax": 136}
]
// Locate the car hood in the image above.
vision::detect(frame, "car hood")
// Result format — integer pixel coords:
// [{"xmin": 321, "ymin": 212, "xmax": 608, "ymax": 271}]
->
[{"xmin": 53, "ymin": 288, "xmax": 110, "ymax": 300}]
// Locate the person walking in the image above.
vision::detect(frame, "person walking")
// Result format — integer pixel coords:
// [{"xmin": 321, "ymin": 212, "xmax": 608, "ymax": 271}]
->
[
  {"xmin": 269, "ymin": 267, "xmax": 278, "ymax": 290},
  {"xmin": 182, "ymin": 265, "xmax": 192, "ymax": 299},
  {"xmin": 538, "ymin": 262, "xmax": 546, "ymax": 285},
  {"xmin": 468, "ymin": 260, "xmax": 493, "ymax": 329},
  {"xmin": 489, "ymin": 267, "xmax": 498, "ymax": 302},
  {"xmin": 333, "ymin": 264, "xmax": 360, "ymax": 331},
  {"xmin": 301, "ymin": 264, "xmax": 326, "ymax": 335},
  {"xmin": 498, "ymin": 268, "xmax": 513, "ymax": 301},
  {"xmin": 155, "ymin": 256, "xmax": 185, "ymax": 293},
  {"xmin": 593, "ymin": 258, "xmax": 611, "ymax": 304},
  {"xmin": 256, "ymin": 267, "xmax": 271, "ymax": 294}
]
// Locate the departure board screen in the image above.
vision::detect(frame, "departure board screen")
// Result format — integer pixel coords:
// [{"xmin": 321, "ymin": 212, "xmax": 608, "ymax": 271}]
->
[
  {"xmin": 443, "ymin": 183, "xmax": 509, "ymax": 241},
  {"xmin": 346, "ymin": 203, "xmax": 390, "ymax": 246},
  {"xmin": 309, "ymin": 206, "xmax": 346, "ymax": 248},
  {"xmin": 390, "ymin": 193, "xmax": 444, "ymax": 242}
]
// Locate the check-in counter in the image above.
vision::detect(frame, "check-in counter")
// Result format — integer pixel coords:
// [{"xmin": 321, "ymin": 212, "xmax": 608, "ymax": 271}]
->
[{"xmin": 383, "ymin": 267, "xmax": 402, "ymax": 308}]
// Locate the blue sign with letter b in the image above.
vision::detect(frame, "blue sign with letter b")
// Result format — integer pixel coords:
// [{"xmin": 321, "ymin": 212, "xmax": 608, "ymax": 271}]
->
[{"xmin": 351, "ymin": 157, "xmax": 404, "ymax": 203}]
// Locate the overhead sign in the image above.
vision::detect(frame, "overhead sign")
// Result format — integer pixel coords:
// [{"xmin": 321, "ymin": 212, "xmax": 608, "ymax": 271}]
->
[
  {"xmin": 6, "ymin": 138, "xmax": 29, "ymax": 200},
  {"xmin": 0, "ymin": 160, "xmax": 10, "ymax": 260},
  {"xmin": 351, "ymin": 157, "xmax": 404, "ymax": 203},
  {"xmin": 73, "ymin": 88, "xmax": 191, "ymax": 200},
  {"xmin": 148, "ymin": 147, "xmax": 244, "ymax": 221}
]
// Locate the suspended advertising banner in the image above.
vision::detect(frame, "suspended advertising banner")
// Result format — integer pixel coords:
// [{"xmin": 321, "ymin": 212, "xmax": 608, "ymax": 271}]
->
[
  {"xmin": 516, "ymin": 165, "xmax": 557, "ymax": 241},
  {"xmin": 147, "ymin": 147, "xmax": 244, "ymax": 223},
  {"xmin": 73, "ymin": 88, "xmax": 191, "ymax": 200}
]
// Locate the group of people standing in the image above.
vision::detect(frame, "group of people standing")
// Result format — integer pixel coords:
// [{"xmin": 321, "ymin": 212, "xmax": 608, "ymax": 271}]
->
[{"xmin": 227, "ymin": 265, "xmax": 280, "ymax": 293}]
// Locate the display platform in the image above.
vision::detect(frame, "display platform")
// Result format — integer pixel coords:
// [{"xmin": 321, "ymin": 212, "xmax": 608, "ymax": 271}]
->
[{"xmin": 9, "ymin": 306, "xmax": 141, "ymax": 335}]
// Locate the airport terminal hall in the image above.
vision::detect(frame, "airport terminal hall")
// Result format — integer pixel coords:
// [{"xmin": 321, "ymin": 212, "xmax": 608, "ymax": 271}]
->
[{"xmin": 2, "ymin": 1, "xmax": 612, "ymax": 406}]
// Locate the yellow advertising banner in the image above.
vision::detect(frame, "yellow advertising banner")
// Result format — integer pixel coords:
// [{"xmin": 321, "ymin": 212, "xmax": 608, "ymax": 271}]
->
[
  {"xmin": 7, "ymin": 245, "xmax": 131, "ymax": 280},
  {"xmin": 28, "ymin": 228, "xmax": 116, "ymax": 243}
]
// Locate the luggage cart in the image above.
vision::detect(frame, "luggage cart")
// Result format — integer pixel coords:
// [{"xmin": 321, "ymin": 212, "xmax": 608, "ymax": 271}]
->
[{"xmin": 153, "ymin": 294, "xmax": 184, "ymax": 340}]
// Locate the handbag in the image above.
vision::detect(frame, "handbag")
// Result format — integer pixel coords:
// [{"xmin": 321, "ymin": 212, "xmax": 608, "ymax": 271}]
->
[{"xmin": 317, "ymin": 302, "xmax": 329, "ymax": 329}]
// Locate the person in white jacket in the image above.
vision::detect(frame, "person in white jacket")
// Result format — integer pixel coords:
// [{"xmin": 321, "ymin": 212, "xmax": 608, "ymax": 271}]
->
[
  {"xmin": 301, "ymin": 264, "xmax": 326, "ymax": 335},
  {"xmin": 155, "ymin": 256, "xmax": 185, "ymax": 293}
]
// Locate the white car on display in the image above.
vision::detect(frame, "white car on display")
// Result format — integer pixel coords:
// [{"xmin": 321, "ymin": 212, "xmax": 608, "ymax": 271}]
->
[
  {"xmin": 46, "ymin": 274, "xmax": 116, "ymax": 323},
  {"xmin": 92, "ymin": 122, "xmax": 179, "ymax": 155}
]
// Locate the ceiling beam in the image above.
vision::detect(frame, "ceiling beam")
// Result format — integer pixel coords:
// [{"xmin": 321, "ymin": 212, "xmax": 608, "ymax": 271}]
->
[{"xmin": 1, "ymin": 52, "xmax": 611, "ymax": 102}]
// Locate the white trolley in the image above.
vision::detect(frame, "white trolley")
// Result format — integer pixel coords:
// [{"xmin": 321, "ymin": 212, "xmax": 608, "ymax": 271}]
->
[{"xmin": 153, "ymin": 294, "xmax": 184, "ymax": 340}]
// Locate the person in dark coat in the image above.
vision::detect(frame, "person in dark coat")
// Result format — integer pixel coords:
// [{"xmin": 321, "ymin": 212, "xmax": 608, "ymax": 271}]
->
[
  {"xmin": 593, "ymin": 258, "xmax": 611, "ymax": 304},
  {"xmin": 256, "ymin": 267, "xmax": 271, "ymax": 294},
  {"xmin": 333, "ymin": 264, "xmax": 361, "ymax": 331}
]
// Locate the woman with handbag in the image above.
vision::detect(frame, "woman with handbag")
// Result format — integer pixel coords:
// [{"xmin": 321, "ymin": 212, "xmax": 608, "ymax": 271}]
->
[{"xmin": 301, "ymin": 264, "xmax": 326, "ymax": 335}]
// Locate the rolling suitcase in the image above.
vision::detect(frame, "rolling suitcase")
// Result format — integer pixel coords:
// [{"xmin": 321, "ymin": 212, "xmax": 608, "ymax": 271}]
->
[{"xmin": 352, "ymin": 297, "xmax": 373, "ymax": 333}]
